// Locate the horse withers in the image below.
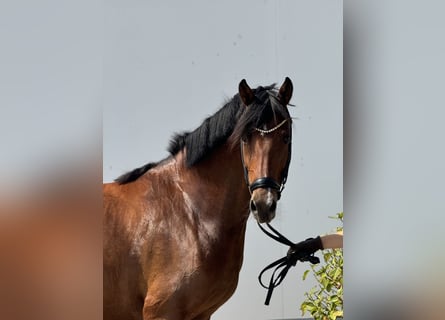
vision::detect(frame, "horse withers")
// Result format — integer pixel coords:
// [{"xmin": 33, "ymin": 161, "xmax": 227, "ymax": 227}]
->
[{"xmin": 103, "ymin": 78, "xmax": 294, "ymax": 320}]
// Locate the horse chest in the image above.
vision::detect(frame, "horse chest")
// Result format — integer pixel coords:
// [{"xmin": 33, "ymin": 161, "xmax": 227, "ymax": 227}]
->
[
  {"xmin": 168, "ymin": 255, "xmax": 241, "ymax": 317},
  {"xmin": 143, "ymin": 229, "xmax": 245, "ymax": 313},
  {"xmin": 183, "ymin": 236, "xmax": 244, "ymax": 305}
]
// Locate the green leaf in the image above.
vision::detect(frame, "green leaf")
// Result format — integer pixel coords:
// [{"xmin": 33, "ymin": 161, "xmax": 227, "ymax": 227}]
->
[
  {"xmin": 331, "ymin": 310, "xmax": 343, "ymax": 319},
  {"xmin": 301, "ymin": 301, "xmax": 315, "ymax": 312},
  {"xmin": 321, "ymin": 277, "xmax": 329, "ymax": 288},
  {"xmin": 326, "ymin": 282, "xmax": 332, "ymax": 292},
  {"xmin": 333, "ymin": 268, "xmax": 342, "ymax": 279},
  {"xmin": 324, "ymin": 252, "xmax": 332, "ymax": 261},
  {"xmin": 302, "ymin": 269, "xmax": 310, "ymax": 281}
]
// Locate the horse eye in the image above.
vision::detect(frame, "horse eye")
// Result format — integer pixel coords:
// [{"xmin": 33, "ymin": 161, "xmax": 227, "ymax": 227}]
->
[
  {"xmin": 241, "ymin": 132, "xmax": 253, "ymax": 143},
  {"xmin": 283, "ymin": 135, "xmax": 291, "ymax": 144}
]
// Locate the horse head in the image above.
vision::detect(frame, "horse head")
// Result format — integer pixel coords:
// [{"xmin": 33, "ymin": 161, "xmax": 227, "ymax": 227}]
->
[{"xmin": 236, "ymin": 77, "xmax": 293, "ymax": 223}]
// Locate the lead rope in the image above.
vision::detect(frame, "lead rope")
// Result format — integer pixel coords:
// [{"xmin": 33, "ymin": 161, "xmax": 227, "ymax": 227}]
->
[{"xmin": 257, "ymin": 223, "xmax": 320, "ymax": 305}]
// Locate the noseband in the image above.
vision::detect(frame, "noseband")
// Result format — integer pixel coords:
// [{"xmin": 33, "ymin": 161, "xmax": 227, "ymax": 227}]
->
[{"xmin": 240, "ymin": 118, "xmax": 292, "ymax": 199}]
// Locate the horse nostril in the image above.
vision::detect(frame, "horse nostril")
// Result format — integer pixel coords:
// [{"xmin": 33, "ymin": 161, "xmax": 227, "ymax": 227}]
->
[
  {"xmin": 250, "ymin": 199, "xmax": 257, "ymax": 212},
  {"xmin": 270, "ymin": 201, "xmax": 277, "ymax": 212}
]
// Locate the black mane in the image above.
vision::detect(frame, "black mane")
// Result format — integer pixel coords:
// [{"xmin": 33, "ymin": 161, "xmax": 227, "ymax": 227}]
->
[
  {"xmin": 114, "ymin": 162, "xmax": 160, "ymax": 184},
  {"xmin": 115, "ymin": 84, "xmax": 291, "ymax": 184}
]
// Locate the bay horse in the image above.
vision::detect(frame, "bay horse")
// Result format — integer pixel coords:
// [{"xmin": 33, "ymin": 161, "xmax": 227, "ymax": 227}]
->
[{"xmin": 104, "ymin": 77, "xmax": 294, "ymax": 320}]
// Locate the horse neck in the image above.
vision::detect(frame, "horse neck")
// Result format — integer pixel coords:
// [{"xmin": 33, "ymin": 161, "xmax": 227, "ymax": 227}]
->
[{"xmin": 175, "ymin": 142, "xmax": 251, "ymax": 228}]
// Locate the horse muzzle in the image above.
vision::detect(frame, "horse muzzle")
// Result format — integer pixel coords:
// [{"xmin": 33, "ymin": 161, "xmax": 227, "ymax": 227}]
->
[
  {"xmin": 250, "ymin": 188, "xmax": 278, "ymax": 224},
  {"xmin": 247, "ymin": 177, "xmax": 282, "ymax": 223}
]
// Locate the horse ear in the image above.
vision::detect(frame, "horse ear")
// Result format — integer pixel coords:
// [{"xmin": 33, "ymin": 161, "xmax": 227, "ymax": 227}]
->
[
  {"xmin": 278, "ymin": 77, "xmax": 293, "ymax": 106},
  {"xmin": 239, "ymin": 79, "xmax": 255, "ymax": 106}
]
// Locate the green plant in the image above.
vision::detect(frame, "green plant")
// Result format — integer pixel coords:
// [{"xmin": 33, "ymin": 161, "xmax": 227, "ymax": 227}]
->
[{"xmin": 300, "ymin": 212, "xmax": 343, "ymax": 320}]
